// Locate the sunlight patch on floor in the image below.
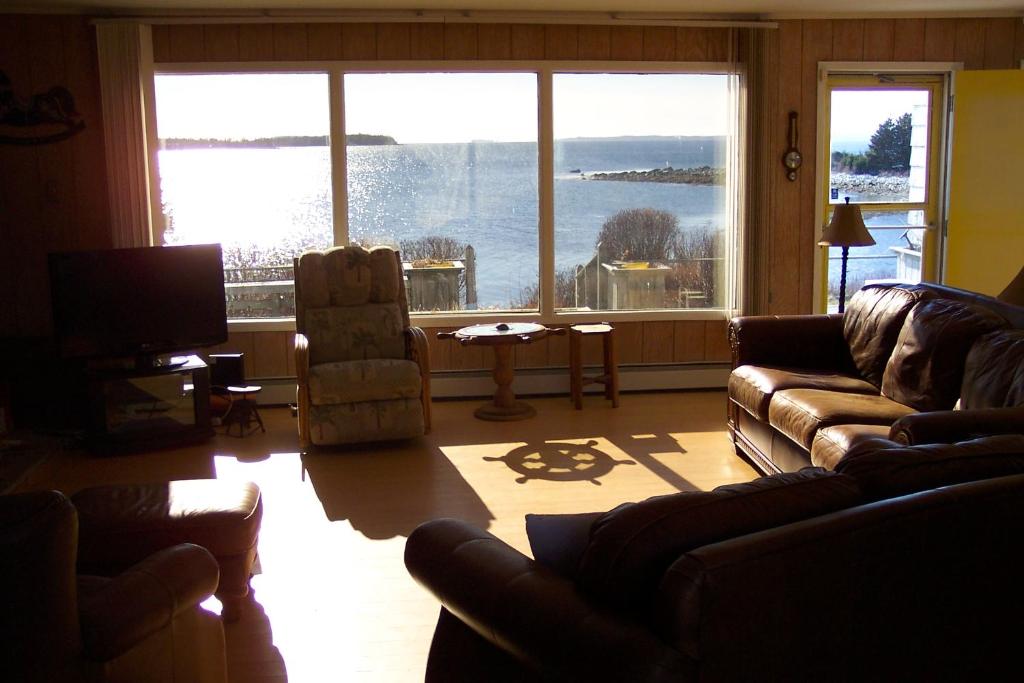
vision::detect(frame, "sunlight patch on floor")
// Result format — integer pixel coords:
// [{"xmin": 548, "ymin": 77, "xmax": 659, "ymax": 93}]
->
[
  {"xmin": 212, "ymin": 449, "xmax": 437, "ymax": 681},
  {"xmin": 35, "ymin": 393, "xmax": 755, "ymax": 682}
]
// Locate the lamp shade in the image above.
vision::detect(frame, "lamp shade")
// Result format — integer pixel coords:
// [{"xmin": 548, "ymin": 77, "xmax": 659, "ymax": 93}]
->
[{"xmin": 819, "ymin": 198, "xmax": 875, "ymax": 247}]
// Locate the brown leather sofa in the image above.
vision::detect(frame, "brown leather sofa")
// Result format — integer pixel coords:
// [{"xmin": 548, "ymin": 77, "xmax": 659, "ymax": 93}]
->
[
  {"xmin": 728, "ymin": 282, "xmax": 1024, "ymax": 474},
  {"xmin": 1, "ymin": 490, "xmax": 228, "ymax": 683},
  {"xmin": 406, "ymin": 434, "xmax": 1024, "ymax": 682}
]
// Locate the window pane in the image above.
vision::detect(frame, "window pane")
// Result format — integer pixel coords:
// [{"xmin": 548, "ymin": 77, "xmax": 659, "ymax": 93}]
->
[
  {"xmin": 345, "ymin": 73, "xmax": 538, "ymax": 313},
  {"xmin": 829, "ymin": 89, "xmax": 930, "ymax": 205},
  {"xmin": 553, "ymin": 74, "xmax": 732, "ymax": 311},
  {"xmin": 825, "ymin": 208, "xmax": 926, "ymax": 312},
  {"xmin": 154, "ymin": 73, "xmax": 331, "ymax": 319}
]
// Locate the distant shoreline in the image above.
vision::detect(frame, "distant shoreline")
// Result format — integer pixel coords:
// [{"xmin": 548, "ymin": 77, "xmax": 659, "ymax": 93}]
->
[
  {"xmin": 585, "ymin": 165, "xmax": 725, "ymax": 185},
  {"xmin": 160, "ymin": 134, "xmax": 396, "ymax": 149},
  {"xmin": 830, "ymin": 171, "xmax": 909, "ymax": 198}
]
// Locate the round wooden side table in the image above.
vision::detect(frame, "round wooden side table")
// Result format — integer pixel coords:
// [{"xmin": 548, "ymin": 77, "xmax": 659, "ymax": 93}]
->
[{"xmin": 438, "ymin": 323, "xmax": 564, "ymax": 421}]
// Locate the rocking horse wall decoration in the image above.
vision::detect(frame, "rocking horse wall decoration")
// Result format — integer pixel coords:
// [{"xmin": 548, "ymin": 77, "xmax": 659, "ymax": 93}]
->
[{"xmin": 0, "ymin": 70, "xmax": 85, "ymax": 145}]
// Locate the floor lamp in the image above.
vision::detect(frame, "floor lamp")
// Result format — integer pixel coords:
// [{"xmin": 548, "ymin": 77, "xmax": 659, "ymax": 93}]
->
[{"xmin": 819, "ymin": 197, "xmax": 875, "ymax": 313}]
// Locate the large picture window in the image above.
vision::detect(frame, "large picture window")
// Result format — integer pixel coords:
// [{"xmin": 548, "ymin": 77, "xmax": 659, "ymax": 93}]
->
[
  {"xmin": 151, "ymin": 65, "xmax": 740, "ymax": 322},
  {"xmin": 553, "ymin": 73, "xmax": 732, "ymax": 312},
  {"xmin": 153, "ymin": 73, "xmax": 332, "ymax": 319},
  {"xmin": 344, "ymin": 73, "xmax": 538, "ymax": 313}
]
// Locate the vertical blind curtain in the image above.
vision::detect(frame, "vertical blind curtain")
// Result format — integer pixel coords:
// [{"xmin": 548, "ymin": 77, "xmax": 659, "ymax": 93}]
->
[
  {"xmin": 727, "ymin": 26, "xmax": 745, "ymax": 317},
  {"xmin": 739, "ymin": 27, "xmax": 778, "ymax": 316},
  {"xmin": 95, "ymin": 22, "xmax": 153, "ymax": 249}
]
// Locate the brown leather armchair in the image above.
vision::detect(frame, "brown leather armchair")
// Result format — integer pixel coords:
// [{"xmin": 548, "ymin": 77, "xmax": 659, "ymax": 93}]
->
[{"xmin": 1, "ymin": 490, "xmax": 227, "ymax": 683}]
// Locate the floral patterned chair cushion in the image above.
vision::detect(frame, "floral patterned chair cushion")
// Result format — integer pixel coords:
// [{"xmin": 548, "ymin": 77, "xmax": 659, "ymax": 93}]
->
[
  {"xmin": 308, "ymin": 359, "xmax": 422, "ymax": 405},
  {"xmin": 305, "ymin": 303, "xmax": 406, "ymax": 365},
  {"xmin": 309, "ymin": 400, "xmax": 425, "ymax": 445},
  {"xmin": 296, "ymin": 245, "xmax": 405, "ymax": 309}
]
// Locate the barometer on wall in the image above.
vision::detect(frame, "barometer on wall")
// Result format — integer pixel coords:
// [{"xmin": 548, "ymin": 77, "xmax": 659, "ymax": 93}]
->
[{"xmin": 783, "ymin": 111, "xmax": 802, "ymax": 181}]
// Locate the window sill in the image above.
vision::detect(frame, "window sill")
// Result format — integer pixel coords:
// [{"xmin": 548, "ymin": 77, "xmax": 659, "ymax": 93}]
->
[{"xmin": 227, "ymin": 308, "xmax": 735, "ymax": 333}]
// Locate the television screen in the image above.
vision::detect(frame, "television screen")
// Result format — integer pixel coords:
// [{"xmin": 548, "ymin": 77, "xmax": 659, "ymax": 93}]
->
[{"xmin": 49, "ymin": 244, "xmax": 228, "ymax": 360}]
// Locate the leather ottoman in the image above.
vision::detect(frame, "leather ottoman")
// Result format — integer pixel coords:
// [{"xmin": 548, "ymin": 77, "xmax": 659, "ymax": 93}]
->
[{"xmin": 71, "ymin": 479, "xmax": 263, "ymax": 622}]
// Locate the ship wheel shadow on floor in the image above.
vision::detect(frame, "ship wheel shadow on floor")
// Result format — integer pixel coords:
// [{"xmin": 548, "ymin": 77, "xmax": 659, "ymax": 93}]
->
[{"xmin": 484, "ymin": 440, "xmax": 635, "ymax": 485}]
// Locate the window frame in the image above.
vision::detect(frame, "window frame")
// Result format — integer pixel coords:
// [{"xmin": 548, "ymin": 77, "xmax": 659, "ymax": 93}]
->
[
  {"xmin": 147, "ymin": 60, "xmax": 743, "ymax": 330},
  {"xmin": 813, "ymin": 62, "xmax": 960, "ymax": 313}
]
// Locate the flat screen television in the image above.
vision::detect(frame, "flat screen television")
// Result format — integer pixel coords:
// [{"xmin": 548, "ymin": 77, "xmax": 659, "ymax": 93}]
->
[{"xmin": 49, "ymin": 244, "xmax": 228, "ymax": 363}]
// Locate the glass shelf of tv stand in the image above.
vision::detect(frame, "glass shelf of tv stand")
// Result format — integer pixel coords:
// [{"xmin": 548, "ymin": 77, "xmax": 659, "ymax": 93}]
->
[{"xmin": 84, "ymin": 354, "xmax": 212, "ymax": 452}]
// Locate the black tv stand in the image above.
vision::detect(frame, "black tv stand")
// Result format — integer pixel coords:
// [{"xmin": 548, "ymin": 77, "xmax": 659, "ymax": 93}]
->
[
  {"xmin": 85, "ymin": 354, "xmax": 213, "ymax": 453},
  {"xmin": 134, "ymin": 354, "xmax": 189, "ymax": 370}
]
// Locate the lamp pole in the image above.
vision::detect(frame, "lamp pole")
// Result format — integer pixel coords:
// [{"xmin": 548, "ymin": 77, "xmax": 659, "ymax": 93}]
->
[
  {"xmin": 820, "ymin": 196, "xmax": 873, "ymax": 314},
  {"xmin": 838, "ymin": 245, "xmax": 850, "ymax": 313}
]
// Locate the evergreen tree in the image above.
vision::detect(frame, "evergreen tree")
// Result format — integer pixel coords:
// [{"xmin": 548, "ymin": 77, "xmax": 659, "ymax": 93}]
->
[
  {"xmin": 829, "ymin": 112, "xmax": 913, "ymax": 175},
  {"xmin": 864, "ymin": 113, "xmax": 912, "ymax": 173}
]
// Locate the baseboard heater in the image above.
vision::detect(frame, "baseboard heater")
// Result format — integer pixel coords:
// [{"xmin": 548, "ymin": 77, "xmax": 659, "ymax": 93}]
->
[{"xmin": 249, "ymin": 363, "xmax": 730, "ymax": 406}]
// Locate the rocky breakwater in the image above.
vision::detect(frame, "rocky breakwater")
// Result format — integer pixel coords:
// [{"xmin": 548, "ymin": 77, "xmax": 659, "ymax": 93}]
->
[
  {"xmin": 831, "ymin": 172, "xmax": 909, "ymax": 199},
  {"xmin": 586, "ymin": 165, "xmax": 725, "ymax": 185}
]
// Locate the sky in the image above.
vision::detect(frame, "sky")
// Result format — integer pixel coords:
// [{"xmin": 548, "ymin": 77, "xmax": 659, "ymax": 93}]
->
[
  {"xmin": 553, "ymin": 73, "xmax": 730, "ymax": 140},
  {"xmin": 155, "ymin": 73, "xmax": 331, "ymax": 139},
  {"xmin": 830, "ymin": 89, "xmax": 930, "ymax": 152},
  {"xmin": 155, "ymin": 71, "xmax": 733, "ymax": 143}
]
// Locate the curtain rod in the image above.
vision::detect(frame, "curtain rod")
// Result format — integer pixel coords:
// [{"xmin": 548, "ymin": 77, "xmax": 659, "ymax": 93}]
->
[{"xmin": 88, "ymin": 9, "xmax": 778, "ymax": 29}]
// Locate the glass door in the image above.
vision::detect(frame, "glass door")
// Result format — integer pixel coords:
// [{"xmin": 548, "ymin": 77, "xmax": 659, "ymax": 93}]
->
[{"xmin": 819, "ymin": 74, "xmax": 946, "ymax": 312}]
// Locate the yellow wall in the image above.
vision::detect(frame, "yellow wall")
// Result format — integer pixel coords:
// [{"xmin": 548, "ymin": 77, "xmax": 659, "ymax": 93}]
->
[{"xmin": 946, "ymin": 69, "xmax": 1024, "ymax": 295}]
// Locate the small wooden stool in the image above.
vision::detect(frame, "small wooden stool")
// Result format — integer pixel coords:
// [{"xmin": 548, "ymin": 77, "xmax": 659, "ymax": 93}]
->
[
  {"xmin": 569, "ymin": 323, "xmax": 620, "ymax": 409},
  {"xmin": 222, "ymin": 385, "xmax": 265, "ymax": 437}
]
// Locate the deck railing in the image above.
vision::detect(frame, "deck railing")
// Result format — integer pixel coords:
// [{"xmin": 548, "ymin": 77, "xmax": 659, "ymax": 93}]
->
[
  {"xmin": 221, "ymin": 253, "xmax": 479, "ymax": 318},
  {"xmin": 223, "ymin": 266, "xmax": 293, "ymax": 318}
]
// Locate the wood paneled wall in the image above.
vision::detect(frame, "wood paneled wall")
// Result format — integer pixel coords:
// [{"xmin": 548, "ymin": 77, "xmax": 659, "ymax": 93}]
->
[
  {"xmin": 767, "ymin": 17, "xmax": 1024, "ymax": 314},
  {"xmin": 0, "ymin": 14, "xmax": 111, "ymax": 338},
  {"xmin": 2, "ymin": 14, "xmax": 1022, "ymax": 377},
  {"xmin": 150, "ymin": 22, "xmax": 734, "ymax": 63},
  {"xmin": 209, "ymin": 321, "xmax": 732, "ymax": 379}
]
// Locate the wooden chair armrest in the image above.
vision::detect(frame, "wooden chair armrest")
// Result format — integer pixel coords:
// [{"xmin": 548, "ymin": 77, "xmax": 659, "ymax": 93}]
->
[
  {"xmin": 294, "ymin": 333, "xmax": 311, "ymax": 448},
  {"xmin": 407, "ymin": 327, "xmax": 432, "ymax": 433},
  {"xmin": 294, "ymin": 333, "xmax": 309, "ymax": 385}
]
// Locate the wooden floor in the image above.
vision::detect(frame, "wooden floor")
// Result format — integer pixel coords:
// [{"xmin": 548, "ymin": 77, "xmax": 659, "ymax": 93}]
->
[{"xmin": 31, "ymin": 390, "xmax": 755, "ymax": 682}]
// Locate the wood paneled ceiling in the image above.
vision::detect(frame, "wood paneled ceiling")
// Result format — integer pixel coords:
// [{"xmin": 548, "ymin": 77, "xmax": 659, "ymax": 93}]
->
[{"xmin": 4, "ymin": 1, "xmax": 1023, "ymax": 19}]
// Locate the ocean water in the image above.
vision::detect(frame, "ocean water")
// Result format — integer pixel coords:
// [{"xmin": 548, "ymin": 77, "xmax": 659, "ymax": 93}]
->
[
  {"xmin": 158, "ymin": 138, "xmax": 919, "ymax": 308},
  {"xmin": 160, "ymin": 137, "xmax": 729, "ymax": 308}
]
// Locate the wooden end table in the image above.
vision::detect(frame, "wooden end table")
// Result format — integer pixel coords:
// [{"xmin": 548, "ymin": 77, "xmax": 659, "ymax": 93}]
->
[
  {"xmin": 438, "ymin": 323, "xmax": 564, "ymax": 421},
  {"xmin": 569, "ymin": 323, "xmax": 620, "ymax": 409}
]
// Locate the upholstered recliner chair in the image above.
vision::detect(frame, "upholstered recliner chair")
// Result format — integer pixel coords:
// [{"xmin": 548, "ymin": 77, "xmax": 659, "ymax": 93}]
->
[{"xmin": 294, "ymin": 245, "xmax": 431, "ymax": 447}]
